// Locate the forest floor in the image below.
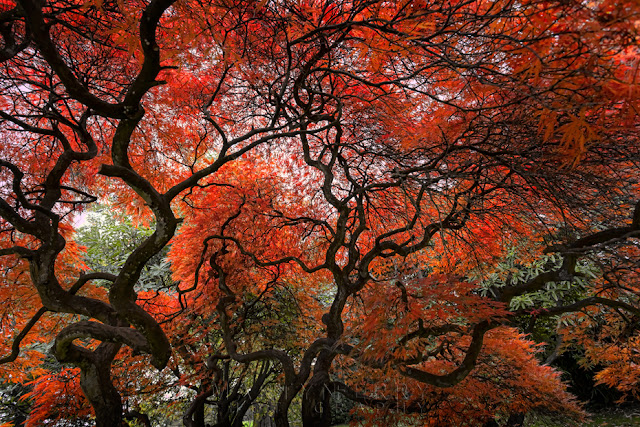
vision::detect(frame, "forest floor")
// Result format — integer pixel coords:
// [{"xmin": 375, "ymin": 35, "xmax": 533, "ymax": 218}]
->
[
  {"xmin": 587, "ymin": 410, "xmax": 640, "ymax": 426},
  {"xmin": 584, "ymin": 406, "xmax": 640, "ymax": 426},
  {"xmin": 525, "ymin": 405, "xmax": 640, "ymax": 426},
  {"xmin": 330, "ymin": 406, "xmax": 640, "ymax": 426}
]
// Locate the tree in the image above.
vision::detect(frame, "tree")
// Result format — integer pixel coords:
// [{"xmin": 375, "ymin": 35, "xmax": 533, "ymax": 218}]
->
[{"xmin": 0, "ymin": 0, "xmax": 639, "ymax": 426}]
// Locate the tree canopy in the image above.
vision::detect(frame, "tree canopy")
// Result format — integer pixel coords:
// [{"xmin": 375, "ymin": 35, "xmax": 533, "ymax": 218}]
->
[{"xmin": 0, "ymin": 0, "xmax": 639, "ymax": 425}]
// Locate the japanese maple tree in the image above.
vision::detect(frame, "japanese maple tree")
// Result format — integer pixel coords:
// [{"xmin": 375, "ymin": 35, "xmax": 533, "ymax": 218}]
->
[{"xmin": 0, "ymin": 0, "xmax": 639, "ymax": 426}]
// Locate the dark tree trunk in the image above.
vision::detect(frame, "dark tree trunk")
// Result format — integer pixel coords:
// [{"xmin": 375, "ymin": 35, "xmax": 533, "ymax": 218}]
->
[
  {"xmin": 300, "ymin": 295, "xmax": 346, "ymax": 427},
  {"xmin": 52, "ymin": 341, "xmax": 125, "ymax": 427},
  {"xmin": 273, "ymin": 383, "xmax": 300, "ymax": 427},
  {"xmin": 301, "ymin": 351, "xmax": 333, "ymax": 427},
  {"xmin": 78, "ymin": 346, "xmax": 124, "ymax": 427},
  {"xmin": 212, "ymin": 419, "xmax": 233, "ymax": 427},
  {"xmin": 184, "ymin": 384, "xmax": 212, "ymax": 427},
  {"xmin": 230, "ymin": 361, "xmax": 273, "ymax": 427},
  {"xmin": 194, "ymin": 402, "xmax": 206, "ymax": 427},
  {"xmin": 301, "ymin": 375, "xmax": 331, "ymax": 427}
]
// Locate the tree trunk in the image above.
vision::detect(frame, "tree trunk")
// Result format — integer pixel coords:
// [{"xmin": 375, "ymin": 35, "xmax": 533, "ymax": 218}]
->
[
  {"xmin": 79, "ymin": 361, "xmax": 124, "ymax": 427},
  {"xmin": 184, "ymin": 384, "xmax": 212, "ymax": 427},
  {"xmin": 301, "ymin": 370, "xmax": 331, "ymax": 427},
  {"xmin": 73, "ymin": 343, "xmax": 124, "ymax": 427},
  {"xmin": 273, "ymin": 383, "xmax": 300, "ymax": 427}
]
